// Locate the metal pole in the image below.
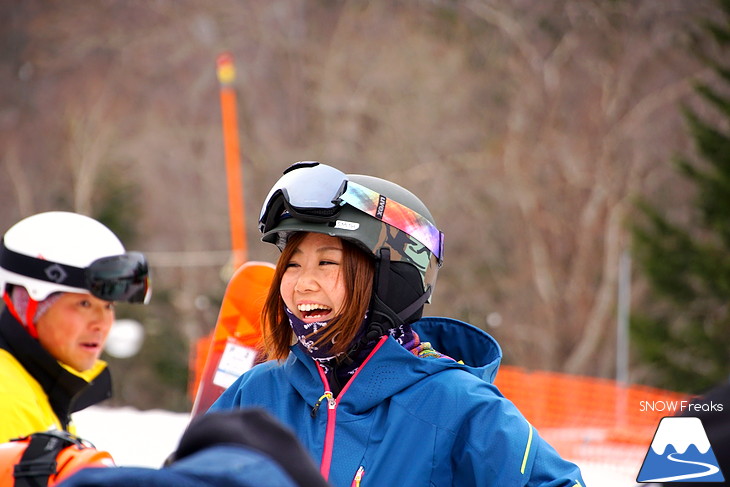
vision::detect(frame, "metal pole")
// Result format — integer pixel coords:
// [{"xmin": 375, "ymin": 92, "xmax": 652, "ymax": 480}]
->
[
  {"xmin": 616, "ymin": 248, "xmax": 631, "ymax": 426},
  {"xmin": 617, "ymin": 249, "xmax": 631, "ymax": 384}
]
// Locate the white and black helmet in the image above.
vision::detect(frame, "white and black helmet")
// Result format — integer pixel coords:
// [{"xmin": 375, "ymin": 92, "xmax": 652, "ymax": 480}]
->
[{"xmin": 0, "ymin": 211, "xmax": 150, "ymax": 304}]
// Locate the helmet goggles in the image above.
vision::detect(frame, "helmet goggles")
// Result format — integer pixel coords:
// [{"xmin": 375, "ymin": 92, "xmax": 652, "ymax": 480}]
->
[
  {"xmin": 259, "ymin": 162, "xmax": 444, "ymax": 263},
  {"xmin": 0, "ymin": 240, "xmax": 151, "ymax": 304}
]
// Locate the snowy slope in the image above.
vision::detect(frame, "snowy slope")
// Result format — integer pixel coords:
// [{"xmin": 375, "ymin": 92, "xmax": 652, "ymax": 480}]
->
[{"xmin": 73, "ymin": 406, "xmax": 191, "ymax": 468}]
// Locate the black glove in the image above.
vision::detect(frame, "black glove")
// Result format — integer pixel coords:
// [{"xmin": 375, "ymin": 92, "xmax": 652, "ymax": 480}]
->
[{"xmin": 172, "ymin": 408, "xmax": 329, "ymax": 487}]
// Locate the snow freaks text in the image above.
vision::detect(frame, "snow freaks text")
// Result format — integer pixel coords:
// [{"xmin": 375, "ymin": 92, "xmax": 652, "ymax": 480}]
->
[{"xmin": 639, "ymin": 400, "xmax": 724, "ymax": 413}]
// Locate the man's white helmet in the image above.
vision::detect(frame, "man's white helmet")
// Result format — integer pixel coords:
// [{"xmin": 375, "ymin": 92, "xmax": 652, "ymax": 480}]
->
[{"xmin": 0, "ymin": 212, "xmax": 150, "ymax": 303}]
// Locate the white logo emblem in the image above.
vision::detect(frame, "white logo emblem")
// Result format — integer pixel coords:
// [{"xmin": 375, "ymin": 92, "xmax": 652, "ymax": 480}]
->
[
  {"xmin": 334, "ymin": 220, "xmax": 359, "ymax": 231},
  {"xmin": 637, "ymin": 417, "xmax": 724, "ymax": 483}
]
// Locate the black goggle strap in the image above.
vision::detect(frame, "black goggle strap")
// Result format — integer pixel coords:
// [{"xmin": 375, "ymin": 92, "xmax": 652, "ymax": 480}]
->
[{"xmin": 0, "ymin": 240, "xmax": 87, "ymax": 290}]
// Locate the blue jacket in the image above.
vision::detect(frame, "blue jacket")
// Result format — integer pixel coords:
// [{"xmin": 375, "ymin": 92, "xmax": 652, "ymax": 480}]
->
[{"xmin": 211, "ymin": 317, "xmax": 585, "ymax": 487}]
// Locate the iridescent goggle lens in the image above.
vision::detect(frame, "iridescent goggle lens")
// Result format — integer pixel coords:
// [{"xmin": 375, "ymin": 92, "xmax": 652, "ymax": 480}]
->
[
  {"xmin": 259, "ymin": 162, "xmax": 444, "ymax": 263},
  {"xmin": 339, "ymin": 181, "xmax": 444, "ymax": 263}
]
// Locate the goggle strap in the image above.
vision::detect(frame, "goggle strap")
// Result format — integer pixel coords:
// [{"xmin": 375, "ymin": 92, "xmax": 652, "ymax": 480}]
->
[
  {"xmin": 0, "ymin": 240, "xmax": 87, "ymax": 289},
  {"xmin": 339, "ymin": 182, "xmax": 444, "ymax": 261}
]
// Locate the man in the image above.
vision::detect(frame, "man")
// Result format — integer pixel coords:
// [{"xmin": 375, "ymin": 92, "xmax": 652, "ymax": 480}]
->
[{"xmin": 0, "ymin": 211, "xmax": 150, "ymax": 442}]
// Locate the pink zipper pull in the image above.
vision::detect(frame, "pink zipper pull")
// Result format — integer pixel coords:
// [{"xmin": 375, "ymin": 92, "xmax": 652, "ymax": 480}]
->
[{"xmin": 351, "ymin": 466, "xmax": 365, "ymax": 487}]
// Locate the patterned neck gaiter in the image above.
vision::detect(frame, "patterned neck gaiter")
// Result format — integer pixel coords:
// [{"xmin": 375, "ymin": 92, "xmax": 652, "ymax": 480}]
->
[
  {"xmin": 285, "ymin": 307, "xmax": 342, "ymax": 363},
  {"xmin": 285, "ymin": 306, "xmax": 417, "ymax": 382}
]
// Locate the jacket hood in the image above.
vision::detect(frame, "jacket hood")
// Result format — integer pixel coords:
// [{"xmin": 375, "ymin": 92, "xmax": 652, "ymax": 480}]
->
[
  {"xmin": 285, "ymin": 316, "xmax": 502, "ymax": 415},
  {"xmin": 413, "ymin": 316, "xmax": 502, "ymax": 382}
]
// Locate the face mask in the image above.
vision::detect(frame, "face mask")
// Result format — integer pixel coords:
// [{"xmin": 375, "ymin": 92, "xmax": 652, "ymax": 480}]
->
[{"xmin": 285, "ymin": 307, "xmax": 342, "ymax": 361}]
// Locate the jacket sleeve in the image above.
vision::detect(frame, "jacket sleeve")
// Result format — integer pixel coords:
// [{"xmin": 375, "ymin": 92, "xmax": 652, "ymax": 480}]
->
[{"xmin": 451, "ymin": 386, "xmax": 585, "ymax": 487}]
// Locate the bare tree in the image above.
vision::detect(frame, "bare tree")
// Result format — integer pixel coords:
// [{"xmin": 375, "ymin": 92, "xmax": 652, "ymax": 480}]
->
[
  {"xmin": 458, "ymin": 0, "xmax": 715, "ymax": 374},
  {"xmin": 1, "ymin": 0, "xmax": 722, "ymax": 409}
]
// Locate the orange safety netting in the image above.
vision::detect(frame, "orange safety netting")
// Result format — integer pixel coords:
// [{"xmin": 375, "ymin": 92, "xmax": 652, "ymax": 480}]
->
[{"xmin": 494, "ymin": 365, "xmax": 690, "ymax": 476}]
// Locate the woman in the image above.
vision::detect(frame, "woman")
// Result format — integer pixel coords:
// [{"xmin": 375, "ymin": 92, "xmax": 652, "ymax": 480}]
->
[
  {"xmin": 211, "ymin": 162, "xmax": 585, "ymax": 486},
  {"xmin": 0, "ymin": 211, "xmax": 150, "ymax": 443}
]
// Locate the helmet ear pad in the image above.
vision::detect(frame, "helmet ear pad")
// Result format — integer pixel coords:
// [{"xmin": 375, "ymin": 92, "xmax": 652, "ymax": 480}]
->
[{"xmin": 365, "ymin": 249, "xmax": 426, "ymax": 341}]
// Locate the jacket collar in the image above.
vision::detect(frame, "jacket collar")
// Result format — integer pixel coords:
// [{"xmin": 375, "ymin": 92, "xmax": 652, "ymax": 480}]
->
[
  {"xmin": 0, "ymin": 309, "xmax": 112, "ymax": 429},
  {"xmin": 283, "ymin": 317, "xmax": 502, "ymax": 414}
]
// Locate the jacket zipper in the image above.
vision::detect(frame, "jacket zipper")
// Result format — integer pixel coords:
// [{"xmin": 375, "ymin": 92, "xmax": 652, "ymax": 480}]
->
[
  {"xmin": 313, "ymin": 336, "xmax": 389, "ymax": 482},
  {"xmin": 319, "ymin": 389, "xmax": 337, "ymax": 480}
]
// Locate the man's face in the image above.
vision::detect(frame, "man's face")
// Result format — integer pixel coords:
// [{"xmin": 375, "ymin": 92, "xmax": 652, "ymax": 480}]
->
[{"xmin": 35, "ymin": 292, "xmax": 115, "ymax": 371}]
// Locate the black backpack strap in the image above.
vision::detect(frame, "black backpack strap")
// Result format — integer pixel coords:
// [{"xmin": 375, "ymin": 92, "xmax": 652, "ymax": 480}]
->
[{"xmin": 13, "ymin": 432, "xmax": 77, "ymax": 487}]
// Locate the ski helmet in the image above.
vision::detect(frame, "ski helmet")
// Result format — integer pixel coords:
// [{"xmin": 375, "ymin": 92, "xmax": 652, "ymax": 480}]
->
[
  {"xmin": 259, "ymin": 161, "xmax": 444, "ymax": 334},
  {"xmin": 0, "ymin": 431, "xmax": 114, "ymax": 487},
  {"xmin": 0, "ymin": 212, "xmax": 151, "ymax": 304}
]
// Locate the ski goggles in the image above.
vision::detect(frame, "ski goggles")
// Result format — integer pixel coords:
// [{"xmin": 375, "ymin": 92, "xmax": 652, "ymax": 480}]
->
[
  {"xmin": 0, "ymin": 241, "xmax": 151, "ymax": 304},
  {"xmin": 259, "ymin": 162, "xmax": 444, "ymax": 263},
  {"xmin": 85, "ymin": 252, "xmax": 151, "ymax": 304}
]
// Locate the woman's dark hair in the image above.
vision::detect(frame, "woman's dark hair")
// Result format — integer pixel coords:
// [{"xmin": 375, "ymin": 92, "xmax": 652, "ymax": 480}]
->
[{"xmin": 261, "ymin": 232, "xmax": 375, "ymax": 361}]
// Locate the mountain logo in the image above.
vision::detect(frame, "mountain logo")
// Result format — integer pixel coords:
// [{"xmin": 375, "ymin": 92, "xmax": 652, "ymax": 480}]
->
[{"xmin": 637, "ymin": 416, "xmax": 725, "ymax": 483}]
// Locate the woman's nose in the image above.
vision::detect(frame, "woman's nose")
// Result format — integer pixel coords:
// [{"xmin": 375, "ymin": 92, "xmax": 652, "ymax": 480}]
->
[{"xmin": 294, "ymin": 268, "xmax": 319, "ymax": 293}]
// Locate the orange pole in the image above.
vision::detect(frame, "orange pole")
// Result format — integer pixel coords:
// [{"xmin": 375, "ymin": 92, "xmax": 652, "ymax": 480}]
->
[{"xmin": 217, "ymin": 52, "xmax": 247, "ymax": 269}]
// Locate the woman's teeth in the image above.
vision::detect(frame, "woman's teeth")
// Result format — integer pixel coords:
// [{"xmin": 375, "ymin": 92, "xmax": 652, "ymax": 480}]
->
[{"xmin": 298, "ymin": 303, "xmax": 332, "ymax": 318}]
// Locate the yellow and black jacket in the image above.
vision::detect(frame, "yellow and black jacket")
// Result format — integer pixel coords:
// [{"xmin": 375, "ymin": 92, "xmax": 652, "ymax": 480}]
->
[{"xmin": 0, "ymin": 309, "xmax": 111, "ymax": 443}]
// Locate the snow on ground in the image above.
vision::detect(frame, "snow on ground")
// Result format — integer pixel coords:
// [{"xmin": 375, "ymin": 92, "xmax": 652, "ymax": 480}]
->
[
  {"xmin": 73, "ymin": 406, "xmax": 638, "ymax": 486},
  {"xmin": 73, "ymin": 406, "xmax": 191, "ymax": 468}
]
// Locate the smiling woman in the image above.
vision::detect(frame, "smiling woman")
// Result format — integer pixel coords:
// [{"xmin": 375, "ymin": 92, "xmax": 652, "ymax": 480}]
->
[
  {"xmin": 208, "ymin": 161, "xmax": 587, "ymax": 487},
  {"xmin": 266, "ymin": 231, "xmax": 373, "ymax": 364},
  {"xmin": 0, "ymin": 211, "xmax": 150, "ymax": 444}
]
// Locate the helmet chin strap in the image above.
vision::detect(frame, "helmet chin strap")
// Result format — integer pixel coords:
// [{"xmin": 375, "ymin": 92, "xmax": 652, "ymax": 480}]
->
[{"xmin": 348, "ymin": 248, "xmax": 432, "ymax": 354}]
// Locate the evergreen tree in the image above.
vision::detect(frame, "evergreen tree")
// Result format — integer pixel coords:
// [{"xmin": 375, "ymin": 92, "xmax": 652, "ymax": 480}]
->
[{"xmin": 631, "ymin": 1, "xmax": 730, "ymax": 394}]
